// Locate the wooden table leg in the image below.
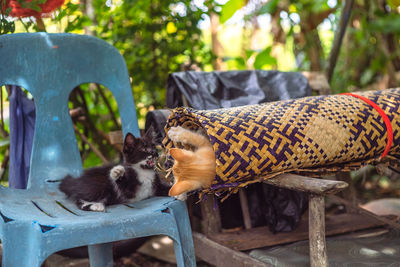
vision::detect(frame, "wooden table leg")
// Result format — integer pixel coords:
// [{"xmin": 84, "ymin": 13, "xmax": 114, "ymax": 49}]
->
[{"xmin": 309, "ymin": 194, "xmax": 328, "ymax": 267}]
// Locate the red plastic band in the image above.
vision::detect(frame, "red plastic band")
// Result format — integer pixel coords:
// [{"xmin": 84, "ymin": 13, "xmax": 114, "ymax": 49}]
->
[{"xmin": 340, "ymin": 92, "xmax": 393, "ymax": 159}]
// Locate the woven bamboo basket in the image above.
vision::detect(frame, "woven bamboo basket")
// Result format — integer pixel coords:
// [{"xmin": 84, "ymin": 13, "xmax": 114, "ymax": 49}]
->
[{"xmin": 163, "ymin": 88, "xmax": 400, "ymax": 197}]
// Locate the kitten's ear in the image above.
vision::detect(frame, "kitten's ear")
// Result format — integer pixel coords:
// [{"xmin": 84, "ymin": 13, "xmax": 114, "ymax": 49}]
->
[
  {"xmin": 123, "ymin": 133, "xmax": 137, "ymax": 150},
  {"xmin": 169, "ymin": 181, "xmax": 198, "ymax": 196},
  {"xmin": 169, "ymin": 148, "xmax": 193, "ymax": 162}
]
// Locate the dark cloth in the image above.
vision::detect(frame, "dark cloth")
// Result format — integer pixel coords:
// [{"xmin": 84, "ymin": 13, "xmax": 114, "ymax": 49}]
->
[
  {"xmin": 167, "ymin": 70, "xmax": 310, "ymax": 109},
  {"xmin": 8, "ymin": 86, "xmax": 35, "ymax": 189}
]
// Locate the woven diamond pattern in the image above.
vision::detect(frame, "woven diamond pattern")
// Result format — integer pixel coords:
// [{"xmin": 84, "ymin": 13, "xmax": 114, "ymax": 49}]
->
[{"xmin": 163, "ymin": 88, "xmax": 400, "ymax": 195}]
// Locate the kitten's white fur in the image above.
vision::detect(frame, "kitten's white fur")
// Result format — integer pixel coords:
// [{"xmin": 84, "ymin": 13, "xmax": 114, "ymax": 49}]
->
[
  {"xmin": 110, "ymin": 165, "xmax": 125, "ymax": 180},
  {"xmin": 129, "ymin": 159, "xmax": 156, "ymax": 202},
  {"xmin": 175, "ymin": 193, "xmax": 187, "ymax": 201},
  {"xmin": 109, "ymin": 165, "xmax": 124, "ymax": 200},
  {"xmin": 81, "ymin": 200, "xmax": 106, "ymax": 212},
  {"xmin": 82, "ymin": 161, "xmax": 158, "ymax": 212}
]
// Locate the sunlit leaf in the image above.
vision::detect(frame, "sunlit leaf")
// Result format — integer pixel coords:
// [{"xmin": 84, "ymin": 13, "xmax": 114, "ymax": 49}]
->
[
  {"xmin": 0, "ymin": 138, "xmax": 9, "ymax": 148},
  {"xmin": 220, "ymin": 0, "xmax": 246, "ymax": 24},
  {"xmin": 254, "ymin": 47, "xmax": 277, "ymax": 69},
  {"xmin": 388, "ymin": 0, "xmax": 400, "ymax": 8},
  {"xmin": 166, "ymin": 21, "xmax": 177, "ymax": 34},
  {"xmin": 245, "ymin": 49, "xmax": 255, "ymax": 59}
]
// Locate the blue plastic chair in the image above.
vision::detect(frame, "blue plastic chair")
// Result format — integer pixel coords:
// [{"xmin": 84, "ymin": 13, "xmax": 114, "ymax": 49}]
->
[{"xmin": 0, "ymin": 33, "xmax": 196, "ymax": 267}]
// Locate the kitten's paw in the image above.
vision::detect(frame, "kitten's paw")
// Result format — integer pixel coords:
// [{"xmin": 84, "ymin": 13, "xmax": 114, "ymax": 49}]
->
[
  {"xmin": 79, "ymin": 200, "xmax": 106, "ymax": 212},
  {"xmin": 89, "ymin": 203, "xmax": 105, "ymax": 212},
  {"xmin": 174, "ymin": 193, "xmax": 187, "ymax": 201},
  {"xmin": 110, "ymin": 165, "xmax": 125, "ymax": 180},
  {"xmin": 167, "ymin": 126, "xmax": 184, "ymax": 142}
]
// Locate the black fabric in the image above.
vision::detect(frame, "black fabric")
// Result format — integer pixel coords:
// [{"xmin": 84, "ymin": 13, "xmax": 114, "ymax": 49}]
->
[
  {"xmin": 159, "ymin": 70, "xmax": 311, "ymax": 232},
  {"xmin": 246, "ymin": 184, "xmax": 309, "ymax": 233},
  {"xmin": 145, "ymin": 109, "xmax": 172, "ymax": 143},
  {"xmin": 167, "ymin": 70, "xmax": 311, "ymax": 109}
]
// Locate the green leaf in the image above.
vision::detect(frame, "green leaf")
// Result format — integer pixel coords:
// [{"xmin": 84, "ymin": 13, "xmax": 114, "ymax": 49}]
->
[
  {"xmin": 360, "ymin": 69, "xmax": 374, "ymax": 86},
  {"xmin": 254, "ymin": 47, "xmax": 277, "ymax": 69},
  {"xmin": 37, "ymin": 0, "xmax": 47, "ymax": 4},
  {"xmin": 166, "ymin": 21, "xmax": 177, "ymax": 34},
  {"xmin": 0, "ymin": 138, "xmax": 9, "ymax": 148},
  {"xmin": 245, "ymin": 49, "xmax": 255, "ymax": 59},
  {"xmin": 220, "ymin": 0, "xmax": 246, "ymax": 24},
  {"xmin": 5, "ymin": 7, "xmax": 12, "ymax": 16},
  {"xmin": 257, "ymin": 0, "xmax": 279, "ymax": 15}
]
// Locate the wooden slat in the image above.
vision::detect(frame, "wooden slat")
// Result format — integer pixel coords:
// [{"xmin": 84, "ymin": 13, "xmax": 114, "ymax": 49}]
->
[
  {"xmin": 208, "ymin": 212, "xmax": 386, "ymax": 251},
  {"xmin": 193, "ymin": 232, "xmax": 270, "ymax": 267},
  {"xmin": 328, "ymin": 195, "xmax": 400, "ymax": 231},
  {"xmin": 109, "ymin": 130, "xmax": 123, "ymax": 145},
  {"xmin": 263, "ymin": 173, "xmax": 348, "ymax": 195}
]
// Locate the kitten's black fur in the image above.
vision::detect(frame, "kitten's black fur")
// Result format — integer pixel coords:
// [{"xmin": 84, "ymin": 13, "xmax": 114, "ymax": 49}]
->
[{"xmin": 59, "ymin": 130, "xmax": 169, "ymax": 211}]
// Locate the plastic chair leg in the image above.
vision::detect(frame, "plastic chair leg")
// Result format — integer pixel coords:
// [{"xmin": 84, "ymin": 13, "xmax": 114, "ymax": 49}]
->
[
  {"xmin": 2, "ymin": 229, "xmax": 46, "ymax": 267},
  {"xmin": 88, "ymin": 242, "xmax": 114, "ymax": 267},
  {"xmin": 169, "ymin": 201, "xmax": 196, "ymax": 267}
]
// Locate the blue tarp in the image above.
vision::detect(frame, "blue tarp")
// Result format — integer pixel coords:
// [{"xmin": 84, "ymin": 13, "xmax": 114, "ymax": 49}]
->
[{"xmin": 8, "ymin": 86, "xmax": 35, "ymax": 189}]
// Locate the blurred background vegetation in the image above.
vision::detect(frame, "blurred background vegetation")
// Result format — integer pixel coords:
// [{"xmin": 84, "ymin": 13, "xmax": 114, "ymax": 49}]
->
[{"xmin": 1, "ymin": 0, "xmax": 400, "ymax": 198}]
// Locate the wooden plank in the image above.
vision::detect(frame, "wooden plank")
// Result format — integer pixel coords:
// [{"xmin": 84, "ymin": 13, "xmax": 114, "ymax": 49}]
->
[
  {"xmin": 208, "ymin": 212, "xmax": 386, "ymax": 251},
  {"xmin": 328, "ymin": 195, "xmax": 400, "ymax": 231},
  {"xmin": 109, "ymin": 130, "xmax": 123, "ymax": 145},
  {"xmin": 193, "ymin": 232, "xmax": 271, "ymax": 267},
  {"xmin": 263, "ymin": 173, "xmax": 348, "ymax": 195},
  {"xmin": 309, "ymin": 195, "xmax": 328, "ymax": 267}
]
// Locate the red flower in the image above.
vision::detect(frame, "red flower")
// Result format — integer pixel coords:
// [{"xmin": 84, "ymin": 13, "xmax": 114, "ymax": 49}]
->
[{"xmin": 3, "ymin": 0, "xmax": 65, "ymax": 18}]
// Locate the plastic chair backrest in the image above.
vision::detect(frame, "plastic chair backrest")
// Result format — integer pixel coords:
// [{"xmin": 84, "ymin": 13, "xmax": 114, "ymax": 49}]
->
[{"xmin": 0, "ymin": 33, "xmax": 140, "ymax": 190}]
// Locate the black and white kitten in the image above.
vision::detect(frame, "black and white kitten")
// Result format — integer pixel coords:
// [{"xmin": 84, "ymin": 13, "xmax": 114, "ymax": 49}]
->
[{"xmin": 59, "ymin": 131, "xmax": 169, "ymax": 212}]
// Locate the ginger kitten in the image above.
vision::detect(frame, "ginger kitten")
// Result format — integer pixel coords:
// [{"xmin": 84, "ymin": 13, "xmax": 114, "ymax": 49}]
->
[{"xmin": 167, "ymin": 126, "xmax": 216, "ymax": 196}]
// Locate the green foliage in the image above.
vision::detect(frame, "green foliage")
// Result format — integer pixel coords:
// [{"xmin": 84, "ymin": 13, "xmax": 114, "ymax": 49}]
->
[
  {"xmin": 2, "ymin": 0, "xmax": 400, "ymax": 171},
  {"xmin": 254, "ymin": 46, "xmax": 277, "ymax": 69},
  {"xmin": 90, "ymin": 0, "xmax": 211, "ymax": 110},
  {"xmin": 369, "ymin": 13, "xmax": 400, "ymax": 34},
  {"xmin": 0, "ymin": 0, "xmax": 15, "ymax": 35},
  {"xmin": 330, "ymin": 1, "xmax": 400, "ymax": 93},
  {"xmin": 0, "ymin": 137, "xmax": 9, "ymax": 148},
  {"xmin": 256, "ymin": 0, "xmax": 279, "ymax": 15}
]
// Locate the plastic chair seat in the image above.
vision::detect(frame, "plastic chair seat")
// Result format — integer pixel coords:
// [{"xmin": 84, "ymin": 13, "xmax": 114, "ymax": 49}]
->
[
  {"xmin": 0, "ymin": 189, "xmax": 178, "ymax": 225},
  {"xmin": 0, "ymin": 188, "xmax": 192, "ymax": 266}
]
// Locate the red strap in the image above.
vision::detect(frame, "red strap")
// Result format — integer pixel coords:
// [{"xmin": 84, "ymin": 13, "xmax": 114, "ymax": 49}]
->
[{"xmin": 340, "ymin": 92, "xmax": 393, "ymax": 159}]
